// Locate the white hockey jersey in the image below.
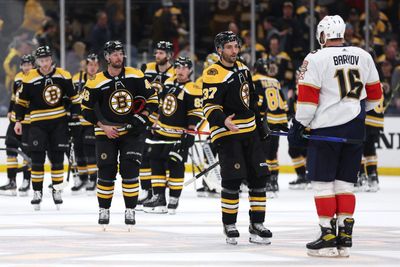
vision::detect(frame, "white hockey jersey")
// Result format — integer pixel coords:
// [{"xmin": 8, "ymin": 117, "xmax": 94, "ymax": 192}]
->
[{"xmin": 296, "ymin": 46, "xmax": 382, "ymax": 129}]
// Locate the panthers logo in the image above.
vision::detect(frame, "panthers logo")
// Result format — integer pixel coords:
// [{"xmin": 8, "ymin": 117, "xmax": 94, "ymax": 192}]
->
[
  {"xmin": 43, "ymin": 85, "xmax": 62, "ymax": 106},
  {"xmin": 162, "ymin": 94, "xmax": 177, "ymax": 116},
  {"xmin": 240, "ymin": 82, "xmax": 250, "ymax": 108},
  {"xmin": 109, "ymin": 90, "xmax": 133, "ymax": 115}
]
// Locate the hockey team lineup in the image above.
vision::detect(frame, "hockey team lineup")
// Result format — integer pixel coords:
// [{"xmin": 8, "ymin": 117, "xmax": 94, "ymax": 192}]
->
[{"xmin": 0, "ymin": 13, "xmax": 397, "ymax": 265}]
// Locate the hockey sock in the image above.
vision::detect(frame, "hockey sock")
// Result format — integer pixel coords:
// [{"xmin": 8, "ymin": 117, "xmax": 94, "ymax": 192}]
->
[
  {"xmin": 334, "ymin": 180, "xmax": 356, "ymax": 227},
  {"xmin": 122, "ymin": 177, "xmax": 139, "ymax": 209},
  {"xmin": 221, "ymin": 187, "xmax": 240, "ymax": 225},
  {"xmin": 151, "ymin": 175, "xmax": 167, "ymax": 195},
  {"xmin": 96, "ymin": 179, "xmax": 115, "ymax": 209},
  {"xmin": 248, "ymin": 187, "xmax": 266, "ymax": 223},
  {"xmin": 77, "ymin": 163, "xmax": 88, "ymax": 182},
  {"xmin": 139, "ymin": 168, "xmax": 152, "ymax": 190},
  {"xmin": 87, "ymin": 163, "xmax": 98, "ymax": 182},
  {"xmin": 360, "ymin": 158, "xmax": 366, "ymax": 175},
  {"xmin": 266, "ymin": 159, "xmax": 279, "ymax": 176},
  {"xmin": 312, "ymin": 182, "xmax": 336, "ymax": 228},
  {"xmin": 6, "ymin": 156, "xmax": 18, "ymax": 180},
  {"xmin": 49, "ymin": 151, "xmax": 65, "ymax": 185},
  {"xmin": 30, "ymin": 151, "xmax": 46, "ymax": 191},
  {"xmin": 168, "ymin": 177, "xmax": 184, "ymax": 197},
  {"xmin": 292, "ymin": 156, "xmax": 306, "ymax": 176},
  {"xmin": 365, "ymin": 155, "xmax": 377, "ymax": 176},
  {"xmin": 168, "ymin": 161, "xmax": 185, "ymax": 198},
  {"xmin": 23, "ymin": 158, "xmax": 31, "ymax": 181}
]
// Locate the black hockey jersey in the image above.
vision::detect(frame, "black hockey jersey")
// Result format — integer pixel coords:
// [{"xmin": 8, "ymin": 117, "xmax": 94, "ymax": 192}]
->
[
  {"xmin": 72, "ymin": 71, "xmax": 95, "ymax": 126},
  {"xmin": 263, "ymin": 52, "xmax": 294, "ymax": 90},
  {"xmin": 155, "ymin": 77, "xmax": 203, "ymax": 140},
  {"xmin": 202, "ymin": 61, "xmax": 258, "ymax": 143},
  {"xmin": 15, "ymin": 68, "xmax": 80, "ymax": 125},
  {"xmin": 253, "ymin": 73, "xmax": 288, "ymax": 126},
  {"xmin": 81, "ymin": 67, "xmax": 158, "ymax": 138},
  {"xmin": 9, "ymin": 71, "xmax": 24, "ymax": 123}
]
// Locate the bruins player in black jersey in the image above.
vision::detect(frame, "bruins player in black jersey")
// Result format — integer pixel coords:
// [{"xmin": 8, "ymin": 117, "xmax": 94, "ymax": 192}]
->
[
  {"xmin": 70, "ymin": 54, "xmax": 100, "ymax": 194},
  {"xmin": 203, "ymin": 31, "xmax": 272, "ymax": 245},
  {"xmin": 137, "ymin": 41, "xmax": 175, "ymax": 209},
  {"xmin": 253, "ymin": 58, "xmax": 288, "ymax": 197},
  {"xmin": 81, "ymin": 41, "xmax": 158, "ymax": 229},
  {"xmin": 0, "ymin": 54, "xmax": 35, "ymax": 196},
  {"xmin": 143, "ymin": 56, "xmax": 203, "ymax": 214},
  {"xmin": 14, "ymin": 46, "xmax": 81, "ymax": 210}
]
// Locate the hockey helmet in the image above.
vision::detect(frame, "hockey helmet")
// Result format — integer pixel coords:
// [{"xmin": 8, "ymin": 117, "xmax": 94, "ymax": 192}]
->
[
  {"xmin": 155, "ymin": 41, "xmax": 173, "ymax": 53},
  {"xmin": 174, "ymin": 56, "xmax": 193, "ymax": 69},
  {"xmin": 316, "ymin": 15, "xmax": 346, "ymax": 46},
  {"xmin": 254, "ymin": 58, "xmax": 269, "ymax": 75},
  {"xmin": 35, "ymin": 46, "xmax": 52, "ymax": 58},
  {"xmin": 86, "ymin": 53, "xmax": 99, "ymax": 63},
  {"xmin": 103, "ymin": 40, "xmax": 125, "ymax": 58},
  {"xmin": 214, "ymin": 31, "xmax": 241, "ymax": 52},
  {"xmin": 20, "ymin": 54, "xmax": 35, "ymax": 65}
]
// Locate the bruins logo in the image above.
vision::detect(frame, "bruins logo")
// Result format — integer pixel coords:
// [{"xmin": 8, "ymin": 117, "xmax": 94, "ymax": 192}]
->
[
  {"xmin": 207, "ymin": 68, "xmax": 218, "ymax": 76},
  {"xmin": 43, "ymin": 85, "xmax": 62, "ymax": 106},
  {"xmin": 240, "ymin": 82, "xmax": 250, "ymax": 108},
  {"xmin": 109, "ymin": 89, "xmax": 133, "ymax": 115},
  {"xmin": 162, "ymin": 94, "xmax": 177, "ymax": 116},
  {"xmin": 151, "ymin": 81, "xmax": 163, "ymax": 93}
]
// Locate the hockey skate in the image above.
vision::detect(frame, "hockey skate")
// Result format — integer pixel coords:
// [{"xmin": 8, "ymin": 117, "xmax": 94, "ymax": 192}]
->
[
  {"xmin": 288, "ymin": 174, "xmax": 310, "ymax": 190},
  {"xmin": 265, "ymin": 180, "xmax": 276, "ymax": 199},
  {"xmin": 125, "ymin": 208, "xmax": 136, "ymax": 231},
  {"xmin": 98, "ymin": 208, "xmax": 110, "ymax": 231},
  {"xmin": 337, "ymin": 218, "xmax": 354, "ymax": 257},
  {"xmin": 270, "ymin": 174, "xmax": 279, "ymax": 192},
  {"xmin": 367, "ymin": 173, "xmax": 379, "ymax": 192},
  {"xmin": 223, "ymin": 224, "xmax": 240, "ymax": 245},
  {"xmin": 52, "ymin": 189, "xmax": 63, "ymax": 210},
  {"xmin": 167, "ymin": 196, "xmax": 179, "ymax": 215},
  {"xmin": 71, "ymin": 177, "xmax": 86, "ymax": 195},
  {"xmin": 136, "ymin": 189, "xmax": 152, "ymax": 211},
  {"xmin": 306, "ymin": 219, "xmax": 338, "ymax": 257},
  {"xmin": 18, "ymin": 179, "xmax": 30, "ymax": 196},
  {"xmin": 85, "ymin": 180, "xmax": 96, "ymax": 195},
  {"xmin": 249, "ymin": 223, "xmax": 272, "ymax": 245},
  {"xmin": 0, "ymin": 179, "xmax": 17, "ymax": 196},
  {"xmin": 354, "ymin": 173, "xmax": 368, "ymax": 192},
  {"xmin": 31, "ymin": 191, "xmax": 42, "ymax": 211},
  {"xmin": 143, "ymin": 194, "xmax": 168, "ymax": 213}
]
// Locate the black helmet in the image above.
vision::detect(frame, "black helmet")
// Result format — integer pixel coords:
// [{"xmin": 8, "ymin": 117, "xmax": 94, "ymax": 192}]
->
[
  {"xmin": 214, "ymin": 31, "xmax": 241, "ymax": 51},
  {"xmin": 254, "ymin": 58, "xmax": 269, "ymax": 74},
  {"xmin": 35, "ymin": 46, "xmax": 52, "ymax": 58},
  {"xmin": 174, "ymin": 56, "xmax": 193, "ymax": 69},
  {"xmin": 20, "ymin": 54, "xmax": 35, "ymax": 65},
  {"xmin": 155, "ymin": 41, "xmax": 173, "ymax": 53},
  {"xmin": 86, "ymin": 53, "xmax": 99, "ymax": 63},
  {"xmin": 103, "ymin": 40, "xmax": 125, "ymax": 58}
]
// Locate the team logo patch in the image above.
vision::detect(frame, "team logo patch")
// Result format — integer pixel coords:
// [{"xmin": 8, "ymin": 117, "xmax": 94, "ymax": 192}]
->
[
  {"xmin": 33, "ymin": 140, "xmax": 39, "ymax": 146},
  {"xmin": 101, "ymin": 153, "xmax": 107, "ymax": 160},
  {"xmin": 43, "ymin": 84, "xmax": 62, "ymax": 106},
  {"xmin": 162, "ymin": 94, "xmax": 178, "ymax": 116},
  {"xmin": 298, "ymin": 60, "xmax": 308, "ymax": 80},
  {"xmin": 234, "ymin": 163, "xmax": 241, "ymax": 169},
  {"xmin": 240, "ymin": 82, "xmax": 250, "ymax": 108},
  {"xmin": 109, "ymin": 89, "xmax": 133, "ymax": 115},
  {"xmin": 207, "ymin": 68, "xmax": 218, "ymax": 76}
]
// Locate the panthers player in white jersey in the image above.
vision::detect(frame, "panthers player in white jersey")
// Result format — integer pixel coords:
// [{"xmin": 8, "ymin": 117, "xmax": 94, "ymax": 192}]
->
[{"xmin": 288, "ymin": 15, "xmax": 382, "ymax": 257}]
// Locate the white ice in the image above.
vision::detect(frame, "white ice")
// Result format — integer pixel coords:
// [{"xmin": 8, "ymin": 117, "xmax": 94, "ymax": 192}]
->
[{"xmin": 0, "ymin": 173, "xmax": 399, "ymax": 267}]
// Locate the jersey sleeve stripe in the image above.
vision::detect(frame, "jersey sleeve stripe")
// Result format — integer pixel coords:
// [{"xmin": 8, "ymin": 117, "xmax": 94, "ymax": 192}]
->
[
  {"xmin": 298, "ymin": 84, "xmax": 320, "ymax": 105},
  {"xmin": 365, "ymin": 82, "xmax": 382, "ymax": 101}
]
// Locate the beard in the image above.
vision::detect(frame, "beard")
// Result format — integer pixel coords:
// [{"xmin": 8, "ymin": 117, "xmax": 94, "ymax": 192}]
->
[
  {"xmin": 156, "ymin": 57, "xmax": 168, "ymax": 66},
  {"xmin": 221, "ymin": 52, "xmax": 237, "ymax": 64},
  {"xmin": 110, "ymin": 60, "xmax": 123, "ymax": 69}
]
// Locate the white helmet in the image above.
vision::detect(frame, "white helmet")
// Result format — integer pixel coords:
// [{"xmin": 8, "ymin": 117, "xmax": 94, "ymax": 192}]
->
[{"xmin": 316, "ymin": 15, "xmax": 346, "ymax": 47}]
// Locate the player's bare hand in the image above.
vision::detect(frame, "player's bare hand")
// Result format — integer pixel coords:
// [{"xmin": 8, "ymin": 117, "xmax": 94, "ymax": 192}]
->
[
  {"xmin": 224, "ymin": 113, "xmax": 239, "ymax": 132},
  {"xmin": 102, "ymin": 125, "xmax": 119, "ymax": 139},
  {"xmin": 14, "ymin": 122, "xmax": 22, "ymax": 135}
]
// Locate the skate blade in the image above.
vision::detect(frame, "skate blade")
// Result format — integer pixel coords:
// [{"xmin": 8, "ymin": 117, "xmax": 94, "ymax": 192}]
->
[
  {"xmin": 266, "ymin": 192, "xmax": 278, "ymax": 199},
  {"xmin": 0, "ymin": 190, "xmax": 17, "ymax": 196},
  {"xmin": 249, "ymin": 234, "xmax": 271, "ymax": 245},
  {"xmin": 307, "ymin": 247, "xmax": 339, "ymax": 257},
  {"xmin": 168, "ymin": 209, "xmax": 176, "ymax": 215},
  {"xmin": 337, "ymin": 247, "xmax": 350, "ymax": 257},
  {"xmin": 71, "ymin": 190, "xmax": 86, "ymax": 195},
  {"xmin": 55, "ymin": 204, "xmax": 61, "ymax": 210},
  {"xmin": 226, "ymin": 237, "xmax": 238, "ymax": 245},
  {"xmin": 127, "ymin": 225, "xmax": 133, "ymax": 232},
  {"xmin": 33, "ymin": 204, "xmax": 40, "ymax": 211},
  {"xmin": 143, "ymin": 206, "xmax": 168, "ymax": 214},
  {"xmin": 135, "ymin": 205, "xmax": 144, "ymax": 211},
  {"xmin": 18, "ymin": 191, "xmax": 29, "ymax": 197},
  {"xmin": 101, "ymin": 225, "xmax": 107, "ymax": 231},
  {"xmin": 86, "ymin": 190, "xmax": 96, "ymax": 196}
]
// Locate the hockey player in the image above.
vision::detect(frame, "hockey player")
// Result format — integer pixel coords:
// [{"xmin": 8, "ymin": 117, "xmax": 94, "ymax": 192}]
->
[
  {"xmin": 71, "ymin": 54, "xmax": 100, "ymax": 194},
  {"xmin": 253, "ymin": 58, "xmax": 289, "ymax": 196},
  {"xmin": 143, "ymin": 56, "xmax": 203, "ymax": 214},
  {"xmin": 137, "ymin": 41, "xmax": 175, "ymax": 209},
  {"xmin": 287, "ymin": 69, "xmax": 308, "ymax": 189},
  {"xmin": 14, "ymin": 46, "xmax": 81, "ymax": 210},
  {"xmin": 203, "ymin": 31, "xmax": 272, "ymax": 245},
  {"xmin": 288, "ymin": 15, "xmax": 382, "ymax": 257},
  {"xmin": 0, "ymin": 54, "xmax": 35, "ymax": 196},
  {"xmin": 81, "ymin": 41, "xmax": 158, "ymax": 229}
]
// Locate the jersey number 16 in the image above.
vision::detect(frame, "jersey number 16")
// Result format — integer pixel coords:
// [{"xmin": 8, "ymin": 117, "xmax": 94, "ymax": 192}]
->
[{"xmin": 334, "ymin": 69, "xmax": 363, "ymax": 99}]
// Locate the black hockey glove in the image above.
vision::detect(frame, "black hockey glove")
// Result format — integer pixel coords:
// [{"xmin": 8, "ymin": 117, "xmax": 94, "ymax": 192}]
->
[
  {"xmin": 68, "ymin": 116, "xmax": 82, "ymax": 139},
  {"xmin": 126, "ymin": 113, "xmax": 150, "ymax": 136},
  {"xmin": 287, "ymin": 118, "xmax": 308, "ymax": 147},
  {"xmin": 256, "ymin": 117, "xmax": 271, "ymax": 141},
  {"xmin": 180, "ymin": 133, "xmax": 195, "ymax": 150}
]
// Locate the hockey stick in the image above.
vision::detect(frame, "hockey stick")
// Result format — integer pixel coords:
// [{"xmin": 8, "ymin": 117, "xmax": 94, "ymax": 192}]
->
[
  {"xmin": 268, "ymin": 131, "xmax": 363, "ymax": 144},
  {"xmin": 0, "ymin": 147, "xmax": 31, "ymax": 173},
  {"xmin": 148, "ymin": 126, "xmax": 211, "ymax": 136},
  {"xmin": 52, "ymin": 138, "xmax": 77, "ymax": 191},
  {"xmin": 184, "ymin": 161, "xmax": 220, "ymax": 187}
]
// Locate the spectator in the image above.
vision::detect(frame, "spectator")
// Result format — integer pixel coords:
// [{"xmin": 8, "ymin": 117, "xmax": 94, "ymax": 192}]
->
[
  {"xmin": 34, "ymin": 19, "xmax": 59, "ymax": 57},
  {"xmin": 66, "ymin": 41, "xmax": 86, "ymax": 74},
  {"xmin": 240, "ymin": 30, "xmax": 266, "ymax": 66},
  {"xmin": 344, "ymin": 23, "xmax": 362, "ymax": 47},
  {"xmin": 20, "ymin": 0, "xmax": 46, "ymax": 35},
  {"xmin": 89, "ymin": 11, "xmax": 111, "ymax": 55},
  {"xmin": 260, "ymin": 17, "xmax": 279, "ymax": 48}
]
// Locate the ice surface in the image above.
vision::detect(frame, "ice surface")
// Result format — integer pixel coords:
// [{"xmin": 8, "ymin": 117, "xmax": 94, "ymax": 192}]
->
[{"xmin": 0, "ymin": 173, "xmax": 399, "ymax": 267}]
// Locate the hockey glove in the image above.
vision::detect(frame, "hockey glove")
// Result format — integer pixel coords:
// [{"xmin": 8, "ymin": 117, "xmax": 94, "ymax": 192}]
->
[
  {"xmin": 126, "ymin": 113, "xmax": 150, "ymax": 136},
  {"xmin": 180, "ymin": 133, "xmax": 195, "ymax": 150},
  {"xmin": 256, "ymin": 117, "xmax": 271, "ymax": 141},
  {"xmin": 287, "ymin": 118, "xmax": 308, "ymax": 147}
]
